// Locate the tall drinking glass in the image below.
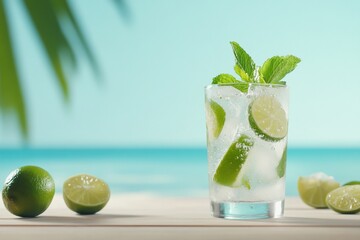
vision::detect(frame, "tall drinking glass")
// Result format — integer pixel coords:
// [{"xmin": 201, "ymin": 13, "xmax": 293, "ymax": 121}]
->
[{"xmin": 205, "ymin": 83, "xmax": 288, "ymax": 219}]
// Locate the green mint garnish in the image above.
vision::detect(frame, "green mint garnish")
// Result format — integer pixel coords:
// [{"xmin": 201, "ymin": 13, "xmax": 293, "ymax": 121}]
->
[
  {"xmin": 230, "ymin": 41, "xmax": 256, "ymax": 81},
  {"xmin": 212, "ymin": 74, "xmax": 248, "ymax": 93},
  {"xmin": 212, "ymin": 73, "xmax": 238, "ymax": 84},
  {"xmin": 212, "ymin": 41, "xmax": 301, "ymax": 91},
  {"xmin": 241, "ymin": 176, "xmax": 251, "ymax": 190},
  {"xmin": 260, "ymin": 56, "xmax": 301, "ymax": 84}
]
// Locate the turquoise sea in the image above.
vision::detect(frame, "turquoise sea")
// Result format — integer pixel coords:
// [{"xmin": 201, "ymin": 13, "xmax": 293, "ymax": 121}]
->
[{"xmin": 0, "ymin": 148, "xmax": 359, "ymax": 197}]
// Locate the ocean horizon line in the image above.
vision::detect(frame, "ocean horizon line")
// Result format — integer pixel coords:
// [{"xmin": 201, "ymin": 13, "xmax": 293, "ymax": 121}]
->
[{"xmin": 0, "ymin": 146, "xmax": 359, "ymax": 158}]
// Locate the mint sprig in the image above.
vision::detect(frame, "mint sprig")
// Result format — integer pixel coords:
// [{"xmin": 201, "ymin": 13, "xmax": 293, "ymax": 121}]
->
[
  {"xmin": 212, "ymin": 41, "xmax": 301, "ymax": 90},
  {"xmin": 260, "ymin": 55, "xmax": 301, "ymax": 84},
  {"xmin": 212, "ymin": 74, "xmax": 248, "ymax": 93},
  {"xmin": 230, "ymin": 41, "xmax": 256, "ymax": 81}
]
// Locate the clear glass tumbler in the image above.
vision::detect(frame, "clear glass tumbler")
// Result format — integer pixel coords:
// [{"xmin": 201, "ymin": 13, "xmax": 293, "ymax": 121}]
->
[{"xmin": 205, "ymin": 83, "xmax": 288, "ymax": 219}]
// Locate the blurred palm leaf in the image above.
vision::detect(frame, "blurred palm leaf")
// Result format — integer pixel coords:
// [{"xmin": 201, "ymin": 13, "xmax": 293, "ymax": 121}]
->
[
  {"xmin": 0, "ymin": 0, "xmax": 128, "ymax": 139},
  {"xmin": 0, "ymin": 0, "xmax": 28, "ymax": 137}
]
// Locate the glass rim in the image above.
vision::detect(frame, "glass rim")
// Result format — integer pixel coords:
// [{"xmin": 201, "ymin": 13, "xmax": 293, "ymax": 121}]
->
[{"xmin": 205, "ymin": 83, "xmax": 287, "ymax": 88}]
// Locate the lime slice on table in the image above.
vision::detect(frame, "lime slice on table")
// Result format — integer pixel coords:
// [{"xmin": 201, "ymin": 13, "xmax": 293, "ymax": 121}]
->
[
  {"xmin": 63, "ymin": 174, "xmax": 110, "ymax": 215},
  {"xmin": 326, "ymin": 185, "xmax": 360, "ymax": 214},
  {"xmin": 213, "ymin": 134, "xmax": 254, "ymax": 187},
  {"xmin": 207, "ymin": 100, "xmax": 226, "ymax": 139},
  {"xmin": 248, "ymin": 95, "xmax": 287, "ymax": 142},
  {"xmin": 298, "ymin": 172, "xmax": 340, "ymax": 208}
]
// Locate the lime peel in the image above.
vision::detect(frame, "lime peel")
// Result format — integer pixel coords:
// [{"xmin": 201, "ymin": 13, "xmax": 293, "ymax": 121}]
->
[
  {"xmin": 213, "ymin": 134, "xmax": 254, "ymax": 187},
  {"xmin": 209, "ymin": 100, "xmax": 225, "ymax": 139},
  {"xmin": 2, "ymin": 165, "xmax": 55, "ymax": 218}
]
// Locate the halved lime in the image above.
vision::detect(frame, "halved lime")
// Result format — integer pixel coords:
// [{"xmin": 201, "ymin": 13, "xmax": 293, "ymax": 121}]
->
[
  {"xmin": 326, "ymin": 185, "xmax": 360, "ymax": 214},
  {"xmin": 207, "ymin": 100, "xmax": 226, "ymax": 139},
  {"xmin": 63, "ymin": 174, "xmax": 110, "ymax": 215},
  {"xmin": 248, "ymin": 95, "xmax": 287, "ymax": 142},
  {"xmin": 213, "ymin": 134, "xmax": 253, "ymax": 187},
  {"xmin": 298, "ymin": 172, "xmax": 340, "ymax": 208}
]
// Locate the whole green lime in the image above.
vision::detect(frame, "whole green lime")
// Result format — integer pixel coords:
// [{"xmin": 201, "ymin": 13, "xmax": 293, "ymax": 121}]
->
[{"xmin": 2, "ymin": 166, "xmax": 55, "ymax": 217}]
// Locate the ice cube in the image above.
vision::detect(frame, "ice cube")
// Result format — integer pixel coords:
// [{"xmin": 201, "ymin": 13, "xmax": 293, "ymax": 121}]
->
[{"xmin": 235, "ymin": 141, "xmax": 279, "ymax": 189}]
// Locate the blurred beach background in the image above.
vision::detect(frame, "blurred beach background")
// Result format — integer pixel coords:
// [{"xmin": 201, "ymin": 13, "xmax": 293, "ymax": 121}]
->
[{"xmin": 0, "ymin": 0, "xmax": 359, "ymax": 196}]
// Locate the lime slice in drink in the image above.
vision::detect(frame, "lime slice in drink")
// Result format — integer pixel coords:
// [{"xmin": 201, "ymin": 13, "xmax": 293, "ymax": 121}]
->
[
  {"xmin": 63, "ymin": 174, "xmax": 110, "ymax": 215},
  {"xmin": 326, "ymin": 185, "xmax": 360, "ymax": 214},
  {"xmin": 298, "ymin": 172, "xmax": 340, "ymax": 208},
  {"xmin": 206, "ymin": 100, "xmax": 226, "ymax": 139},
  {"xmin": 213, "ymin": 134, "xmax": 253, "ymax": 187},
  {"xmin": 248, "ymin": 95, "xmax": 287, "ymax": 142},
  {"xmin": 276, "ymin": 147, "xmax": 287, "ymax": 178}
]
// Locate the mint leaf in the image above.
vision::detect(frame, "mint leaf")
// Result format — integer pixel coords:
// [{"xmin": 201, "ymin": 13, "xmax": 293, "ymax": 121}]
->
[
  {"xmin": 260, "ymin": 55, "xmax": 301, "ymax": 84},
  {"xmin": 212, "ymin": 74, "xmax": 238, "ymax": 84},
  {"xmin": 230, "ymin": 42, "xmax": 256, "ymax": 81},
  {"xmin": 241, "ymin": 176, "xmax": 251, "ymax": 190},
  {"xmin": 234, "ymin": 65, "xmax": 251, "ymax": 82},
  {"xmin": 212, "ymin": 74, "xmax": 249, "ymax": 93}
]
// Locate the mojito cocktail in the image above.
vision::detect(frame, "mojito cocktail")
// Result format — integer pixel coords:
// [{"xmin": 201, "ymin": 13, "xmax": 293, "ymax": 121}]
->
[
  {"xmin": 205, "ymin": 41, "xmax": 300, "ymax": 219},
  {"xmin": 205, "ymin": 83, "xmax": 288, "ymax": 219}
]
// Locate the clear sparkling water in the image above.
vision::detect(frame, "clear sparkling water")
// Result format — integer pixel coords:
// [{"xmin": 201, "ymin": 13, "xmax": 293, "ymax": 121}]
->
[{"xmin": 205, "ymin": 85, "xmax": 289, "ymax": 206}]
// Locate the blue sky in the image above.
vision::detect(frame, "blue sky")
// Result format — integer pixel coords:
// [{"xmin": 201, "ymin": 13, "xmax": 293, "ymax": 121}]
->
[{"xmin": 1, "ymin": 0, "xmax": 360, "ymax": 147}]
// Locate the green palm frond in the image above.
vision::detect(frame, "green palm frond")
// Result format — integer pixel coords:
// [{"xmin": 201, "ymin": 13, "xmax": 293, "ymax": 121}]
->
[
  {"xmin": 0, "ymin": 0, "xmax": 28, "ymax": 138},
  {"xmin": 23, "ymin": 0, "xmax": 77, "ymax": 100},
  {"xmin": 0, "ymin": 0, "xmax": 129, "ymax": 138}
]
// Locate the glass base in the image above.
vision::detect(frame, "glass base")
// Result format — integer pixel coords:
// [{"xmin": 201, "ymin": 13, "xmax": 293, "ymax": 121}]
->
[{"xmin": 211, "ymin": 200, "xmax": 284, "ymax": 220}]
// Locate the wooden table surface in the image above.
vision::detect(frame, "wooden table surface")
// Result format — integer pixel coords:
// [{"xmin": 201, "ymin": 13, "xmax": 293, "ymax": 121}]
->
[{"xmin": 0, "ymin": 194, "xmax": 359, "ymax": 239}]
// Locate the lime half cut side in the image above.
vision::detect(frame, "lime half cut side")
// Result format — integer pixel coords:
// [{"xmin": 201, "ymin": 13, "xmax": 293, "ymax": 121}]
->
[
  {"xmin": 63, "ymin": 174, "xmax": 110, "ymax": 215},
  {"xmin": 326, "ymin": 185, "xmax": 360, "ymax": 214},
  {"xmin": 213, "ymin": 134, "xmax": 254, "ymax": 187},
  {"xmin": 298, "ymin": 172, "xmax": 340, "ymax": 208},
  {"xmin": 249, "ymin": 95, "xmax": 287, "ymax": 142}
]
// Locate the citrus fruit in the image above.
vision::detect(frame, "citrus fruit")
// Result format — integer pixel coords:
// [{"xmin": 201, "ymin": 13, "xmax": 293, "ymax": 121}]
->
[
  {"xmin": 2, "ymin": 165, "xmax": 55, "ymax": 217},
  {"xmin": 206, "ymin": 100, "xmax": 225, "ymax": 139},
  {"xmin": 298, "ymin": 172, "xmax": 340, "ymax": 208},
  {"xmin": 343, "ymin": 181, "xmax": 360, "ymax": 186},
  {"xmin": 326, "ymin": 185, "xmax": 360, "ymax": 214},
  {"xmin": 213, "ymin": 134, "xmax": 253, "ymax": 186},
  {"xmin": 63, "ymin": 174, "xmax": 110, "ymax": 215},
  {"xmin": 276, "ymin": 147, "xmax": 287, "ymax": 178},
  {"xmin": 248, "ymin": 95, "xmax": 287, "ymax": 142}
]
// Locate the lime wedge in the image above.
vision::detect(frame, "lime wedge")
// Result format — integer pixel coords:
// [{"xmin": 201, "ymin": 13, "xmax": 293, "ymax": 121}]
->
[
  {"xmin": 213, "ymin": 134, "xmax": 253, "ymax": 187},
  {"xmin": 63, "ymin": 174, "xmax": 110, "ymax": 215},
  {"xmin": 326, "ymin": 185, "xmax": 360, "ymax": 214},
  {"xmin": 207, "ymin": 100, "xmax": 226, "ymax": 139},
  {"xmin": 248, "ymin": 95, "xmax": 287, "ymax": 142},
  {"xmin": 276, "ymin": 147, "xmax": 287, "ymax": 178},
  {"xmin": 298, "ymin": 172, "xmax": 340, "ymax": 208}
]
